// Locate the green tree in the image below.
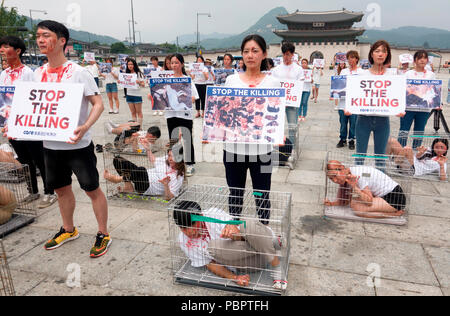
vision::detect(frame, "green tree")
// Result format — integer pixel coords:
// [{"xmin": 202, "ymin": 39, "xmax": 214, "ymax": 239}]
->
[
  {"xmin": 110, "ymin": 42, "xmax": 134, "ymax": 54},
  {"xmin": 0, "ymin": 1, "xmax": 28, "ymax": 38}
]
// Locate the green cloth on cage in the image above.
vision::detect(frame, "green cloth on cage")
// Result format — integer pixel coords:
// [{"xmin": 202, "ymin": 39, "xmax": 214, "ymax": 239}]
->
[
  {"xmin": 351, "ymin": 154, "xmax": 389, "ymax": 160},
  {"xmin": 191, "ymin": 214, "xmax": 246, "ymax": 228}
]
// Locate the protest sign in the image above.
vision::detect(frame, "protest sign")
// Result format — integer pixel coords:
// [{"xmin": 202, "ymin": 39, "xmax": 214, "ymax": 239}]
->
[
  {"xmin": 330, "ymin": 76, "xmax": 347, "ymax": 99},
  {"xmin": 99, "ymin": 62, "xmax": 112, "ymax": 74},
  {"xmin": 84, "ymin": 52, "xmax": 95, "ymax": 62},
  {"xmin": 360, "ymin": 59, "xmax": 370, "ymax": 70},
  {"xmin": 406, "ymin": 79, "xmax": 442, "ymax": 110},
  {"xmin": 150, "ymin": 70, "xmax": 175, "ymax": 79},
  {"xmin": 399, "ymin": 54, "xmax": 414, "ymax": 64},
  {"xmin": 214, "ymin": 69, "xmax": 235, "ymax": 86},
  {"xmin": 303, "ymin": 69, "xmax": 313, "ymax": 83},
  {"xmin": 190, "ymin": 63, "xmax": 205, "ymax": 75},
  {"xmin": 292, "ymin": 54, "xmax": 299, "ymax": 63},
  {"xmin": 345, "ymin": 76, "xmax": 406, "ymax": 116},
  {"xmin": 118, "ymin": 54, "xmax": 129, "ymax": 73},
  {"xmin": 335, "ymin": 53, "xmax": 347, "ymax": 64},
  {"xmin": 118, "ymin": 73, "xmax": 138, "ymax": 89},
  {"xmin": 202, "ymin": 86, "xmax": 286, "ymax": 145},
  {"xmin": 273, "ymin": 57, "xmax": 282, "ymax": 67},
  {"xmin": 7, "ymin": 82, "xmax": 83, "ymax": 142},
  {"xmin": 149, "ymin": 77, "xmax": 192, "ymax": 111},
  {"xmin": 0, "ymin": 86, "xmax": 15, "ymax": 127},
  {"xmin": 313, "ymin": 59, "xmax": 325, "ymax": 68},
  {"xmin": 279, "ymin": 80, "xmax": 304, "ymax": 107}
]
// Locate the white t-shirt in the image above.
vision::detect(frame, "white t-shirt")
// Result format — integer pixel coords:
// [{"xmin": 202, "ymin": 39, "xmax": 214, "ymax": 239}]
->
[
  {"xmin": 337, "ymin": 67, "xmax": 365, "ymax": 110},
  {"xmin": 413, "ymin": 149, "xmax": 447, "ymax": 177},
  {"xmin": 104, "ymin": 67, "xmax": 120, "ymax": 85},
  {"xmin": 205, "ymin": 66, "xmax": 215, "ymax": 85},
  {"xmin": 191, "ymin": 64, "xmax": 209, "ymax": 85},
  {"xmin": 85, "ymin": 64, "xmax": 99, "ymax": 78},
  {"xmin": 144, "ymin": 156, "xmax": 184, "ymax": 196},
  {"xmin": 0, "ymin": 65, "xmax": 34, "ymax": 85},
  {"xmin": 312, "ymin": 68, "xmax": 323, "ymax": 85},
  {"xmin": 349, "ymin": 166, "xmax": 399, "ymax": 197},
  {"xmin": 164, "ymin": 75, "xmax": 199, "ymax": 121},
  {"xmin": 271, "ymin": 62, "xmax": 304, "ymax": 82},
  {"xmin": 126, "ymin": 72, "xmax": 145, "ymax": 97},
  {"xmin": 34, "ymin": 60, "xmax": 100, "ymax": 150},
  {"xmin": 178, "ymin": 208, "xmax": 235, "ymax": 268},
  {"xmin": 223, "ymin": 73, "xmax": 280, "ymax": 156}
]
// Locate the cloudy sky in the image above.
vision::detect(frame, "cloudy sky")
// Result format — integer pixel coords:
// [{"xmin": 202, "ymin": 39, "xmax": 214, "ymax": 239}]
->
[{"xmin": 5, "ymin": 0, "xmax": 450, "ymax": 43}]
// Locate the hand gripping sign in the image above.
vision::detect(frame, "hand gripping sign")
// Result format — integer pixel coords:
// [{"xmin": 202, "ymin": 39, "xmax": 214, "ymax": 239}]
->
[
  {"xmin": 345, "ymin": 76, "xmax": 406, "ymax": 116},
  {"xmin": 7, "ymin": 81, "xmax": 83, "ymax": 142}
]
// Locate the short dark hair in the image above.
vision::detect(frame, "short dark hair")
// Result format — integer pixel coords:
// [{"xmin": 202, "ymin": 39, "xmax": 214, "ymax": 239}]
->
[
  {"xmin": 369, "ymin": 40, "xmax": 391, "ymax": 66},
  {"xmin": 346, "ymin": 50, "xmax": 360, "ymax": 61},
  {"xmin": 281, "ymin": 41, "xmax": 295, "ymax": 54},
  {"xmin": 37, "ymin": 20, "xmax": 70, "ymax": 51},
  {"xmin": 150, "ymin": 56, "xmax": 159, "ymax": 62},
  {"xmin": 147, "ymin": 126, "xmax": 161, "ymax": 138},
  {"xmin": 0, "ymin": 36, "xmax": 27, "ymax": 58},
  {"xmin": 414, "ymin": 50, "xmax": 429, "ymax": 62},
  {"xmin": 173, "ymin": 201, "xmax": 202, "ymax": 228},
  {"xmin": 224, "ymin": 53, "xmax": 234, "ymax": 62}
]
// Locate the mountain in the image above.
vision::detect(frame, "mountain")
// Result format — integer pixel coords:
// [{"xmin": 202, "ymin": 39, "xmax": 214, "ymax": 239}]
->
[
  {"xmin": 173, "ymin": 33, "xmax": 234, "ymax": 47},
  {"xmin": 199, "ymin": 6, "xmax": 288, "ymax": 50},
  {"xmin": 358, "ymin": 26, "xmax": 450, "ymax": 49}
]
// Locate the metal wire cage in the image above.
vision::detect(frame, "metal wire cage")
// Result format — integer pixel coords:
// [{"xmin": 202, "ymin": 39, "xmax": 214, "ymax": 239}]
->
[
  {"xmin": 390, "ymin": 132, "xmax": 449, "ymax": 182},
  {"xmin": 168, "ymin": 184, "xmax": 292, "ymax": 296},
  {"xmin": 102, "ymin": 147, "xmax": 187, "ymax": 201},
  {"xmin": 324, "ymin": 152, "xmax": 410, "ymax": 226},
  {"xmin": 273, "ymin": 123, "xmax": 300, "ymax": 170},
  {"xmin": 0, "ymin": 163, "xmax": 37, "ymax": 219},
  {"xmin": 0, "ymin": 239, "xmax": 15, "ymax": 296}
]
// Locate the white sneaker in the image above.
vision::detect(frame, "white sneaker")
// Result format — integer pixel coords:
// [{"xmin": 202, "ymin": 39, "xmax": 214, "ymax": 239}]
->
[
  {"xmin": 114, "ymin": 109, "xmax": 119, "ymax": 114},
  {"xmin": 186, "ymin": 166, "xmax": 195, "ymax": 177},
  {"xmin": 271, "ymin": 266, "xmax": 288, "ymax": 290},
  {"xmin": 159, "ymin": 111, "xmax": 164, "ymax": 116},
  {"xmin": 153, "ymin": 111, "xmax": 158, "ymax": 116},
  {"xmin": 38, "ymin": 194, "xmax": 58, "ymax": 209}
]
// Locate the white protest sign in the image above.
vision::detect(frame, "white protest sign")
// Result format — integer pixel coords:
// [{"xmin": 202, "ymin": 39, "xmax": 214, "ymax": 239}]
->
[
  {"xmin": 313, "ymin": 59, "xmax": 325, "ymax": 68},
  {"xmin": 84, "ymin": 52, "xmax": 95, "ymax": 62},
  {"xmin": 150, "ymin": 70, "xmax": 175, "ymax": 79},
  {"xmin": 303, "ymin": 69, "xmax": 313, "ymax": 83},
  {"xmin": 399, "ymin": 54, "xmax": 413, "ymax": 64},
  {"xmin": 345, "ymin": 76, "xmax": 406, "ymax": 116},
  {"xmin": 190, "ymin": 63, "xmax": 205, "ymax": 75},
  {"xmin": 8, "ymin": 81, "xmax": 83, "ymax": 142},
  {"xmin": 118, "ymin": 73, "xmax": 138, "ymax": 89},
  {"xmin": 280, "ymin": 80, "xmax": 304, "ymax": 107}
]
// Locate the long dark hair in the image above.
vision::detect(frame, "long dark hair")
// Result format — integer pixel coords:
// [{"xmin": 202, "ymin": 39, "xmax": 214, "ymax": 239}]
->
[
  {"xmin": 171, "ymin": 54, "xmax": 187, "ymax": 76},
  {"xmin": 418, "ymin": 138, "xmax": 448, "ymax": 160},
  {"xmin": 164, "ymin": 54, "xmax": 173, "ymax": 70},
  {"xmin": 240, "ymin": 34, "xmax": 268, "ymax": 72},
  {"xmin": 126, "ymin": 58, "xmax": 143, "ymax": 76}
]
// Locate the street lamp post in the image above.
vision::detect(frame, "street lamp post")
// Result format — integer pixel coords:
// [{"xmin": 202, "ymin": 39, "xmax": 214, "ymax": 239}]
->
[
  {"xmin": 29, "ymin": 9, "xmax": 47, "ymax": 65},
  {"xmin": 196, "ymin": 12, "xmax": 211, "ymax": 56}
]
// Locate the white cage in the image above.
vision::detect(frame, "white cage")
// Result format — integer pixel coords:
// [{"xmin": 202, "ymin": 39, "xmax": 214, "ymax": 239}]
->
[
  {"xmin": 273, "ymin": 123, "xmax": 300, "ymax": 170},
  {"xmin": 168, "ymin": 184, "xmax": 292, "ymax": 296},
  {"xmin": 0, "ymin": 239, "xmax": 15, "ymax": 296},
  {"xmin": 324, "ymin": 152, "xmax": 410, "ymax": 226}
]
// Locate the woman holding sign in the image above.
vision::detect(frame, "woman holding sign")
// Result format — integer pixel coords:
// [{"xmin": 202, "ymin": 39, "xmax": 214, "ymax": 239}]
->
[
  {"xmin": 398, "ymin": 50, "xmax": 437, "ymax": 148},
  {"xmin": 126, "ymin": 58, "xmax": 146, "ymax": 127},
  {"xmin": 100, "ymin": 59, "xmax": 120, "ymax": 114},
  {"xmin": 190, "ymin": 56, "xmax": 210, "ymax": 119},
  {"xmin": 222, "ymin": 34, "xmax": 280, "ymax": 226}
]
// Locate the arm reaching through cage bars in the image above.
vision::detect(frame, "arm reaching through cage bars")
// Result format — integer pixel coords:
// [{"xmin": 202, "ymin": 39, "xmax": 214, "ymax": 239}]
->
[{"xmin": 173, "ymin": 201, "xmax": 287, "ymax": 290}]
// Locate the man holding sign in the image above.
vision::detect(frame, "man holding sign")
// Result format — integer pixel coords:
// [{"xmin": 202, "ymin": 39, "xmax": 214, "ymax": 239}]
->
[{"xmin": 31, "ymin": 20, "xmax": 110, "ymax": 258}]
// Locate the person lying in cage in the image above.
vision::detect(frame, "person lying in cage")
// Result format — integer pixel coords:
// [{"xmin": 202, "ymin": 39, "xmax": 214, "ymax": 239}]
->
[
  {"xmin": 386, "ymin": 137, "xmax": 448, "ymax": 181},
  {"xmin": 172, "ymin": 200, "xmax": 287, "ymax": 290},
  {"xmin": 104, "ymin": 122, "xmax": 162, "ymax": 153},
  {"xmin": 324, "ymin": 160, "xmax": 406, "ymax": 219},
  {"xmin": 103, "ymin": 144, "xmax": 185, "ymax": 201}
]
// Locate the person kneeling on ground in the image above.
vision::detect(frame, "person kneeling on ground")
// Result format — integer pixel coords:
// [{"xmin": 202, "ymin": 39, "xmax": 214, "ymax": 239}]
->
[
  {"xmin": 325, "ymin": 160, "xmax": 406, "ymax": 219},
  {"xmin": 386, "ymin": 137, "xmax": 448, "ymax": 181},
  {"xmin": 103, "ymin": 144, "xmax": 185, "ymax": 201},
  {"xmin": 172, "ymin": 200, "xmax": 287, "ymax": 290}
]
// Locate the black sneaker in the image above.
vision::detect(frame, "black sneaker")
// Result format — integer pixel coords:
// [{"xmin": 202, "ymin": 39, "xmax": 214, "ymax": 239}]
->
[
  {"xmin": 348, "ymin": 140, "xmax": 355, "ymax": 150},
  {"xmin": 336, "ymin": 140, "xmax": 346, "ymax": 148}
]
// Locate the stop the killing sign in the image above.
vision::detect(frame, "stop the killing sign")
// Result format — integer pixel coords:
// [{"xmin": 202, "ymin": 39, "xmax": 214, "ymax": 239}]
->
[{"xmin": 7, "ymin": 81, "xmax": 84, "ymax": 142}]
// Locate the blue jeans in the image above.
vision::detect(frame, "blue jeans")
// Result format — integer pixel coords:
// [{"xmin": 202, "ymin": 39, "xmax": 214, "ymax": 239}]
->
[
  {"xmin": 285, "ymin": 107, "xmax": 298, "ymax": 142},
  {"xmin": 338, "ymin": 110, "xmax": 357, "ymax": 141},
  {"xmin": 298, "ymin": 91, "xmax": 310, "ymax": 117},
  {"xmin": 398, "ymin": 111, "xmax": 430, "ymax": 148},
  {"xmin": 355, "ymin": 115, "xmax": 390, "ymax": 167}
]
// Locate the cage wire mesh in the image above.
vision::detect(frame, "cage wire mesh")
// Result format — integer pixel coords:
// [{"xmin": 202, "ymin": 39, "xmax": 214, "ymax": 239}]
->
[
  {"xmin": 0, "ymin": 239, "xmax": 15, "ymax": 296},
  {"xmin": 388, "ymin": 132, "xmax": 450, "ymax": 182},
  {"xmin": 273, "ymin": 123, "xmax": 300, "ymax": 170},
  {"xmin": 168, "ymin": 184, "xmax": 292, "ymax": 296},
  {"xmin": 0, "ymin": 163, "xmax": 37, "ymax": 220},
  {"xmin": 324, "ymin": 151, "xmax": 410, "ymax": 226}
]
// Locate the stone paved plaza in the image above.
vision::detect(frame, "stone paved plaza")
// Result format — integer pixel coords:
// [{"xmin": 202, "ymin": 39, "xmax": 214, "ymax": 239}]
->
[{"xmin": 2, "ymin": 69, "xmax": 449, "ymax": 296}]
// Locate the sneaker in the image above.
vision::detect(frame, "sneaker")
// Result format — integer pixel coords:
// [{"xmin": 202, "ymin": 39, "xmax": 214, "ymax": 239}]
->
[
  {"xmin": 159, "ymin": 111, "xmax": 164, "ymax": 116},
  {"xmin": 348, "ymin": 140, "xmax": 355, "ymax": 150},
  {"xmin": 336, "ymin": 140, "xmax": 346, "ymax": 148},
  {"xmin": 271, "ymin": 266, "xmax": 288, "ymax": 290},
  {"xmin": 21, "ymin": 193, "xmax": 40, "ymax": 204},
  {"xmin": 90, "ymin": 232, "xmax": 112, "ymax": 258},
  {"xmin": 44, "ymin": 227, "xmax": 79, "ymax": 250},
  {"xmin": 186, "ymin": 165, "xmax": 195, "ymax": 177},
  {"xmin": 38, "ymin": 194, "xmax": 58, "ymax": 209},
  {"xmin": 153, "ymin": 111, "xmax": 158, "ymax": 116},
  {"xmin": 114, "ymin": 109, "xmax": 119, "ymax": 114}
]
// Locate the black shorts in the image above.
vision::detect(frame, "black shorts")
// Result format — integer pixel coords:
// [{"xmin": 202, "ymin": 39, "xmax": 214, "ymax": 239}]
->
[
  {"xmin": 44, "ymin": 142, "xmax": 100, "ymax": 192},
  {"xmin": 382, "ymin": 185, "xmax": 406, "ymax": 211}
]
